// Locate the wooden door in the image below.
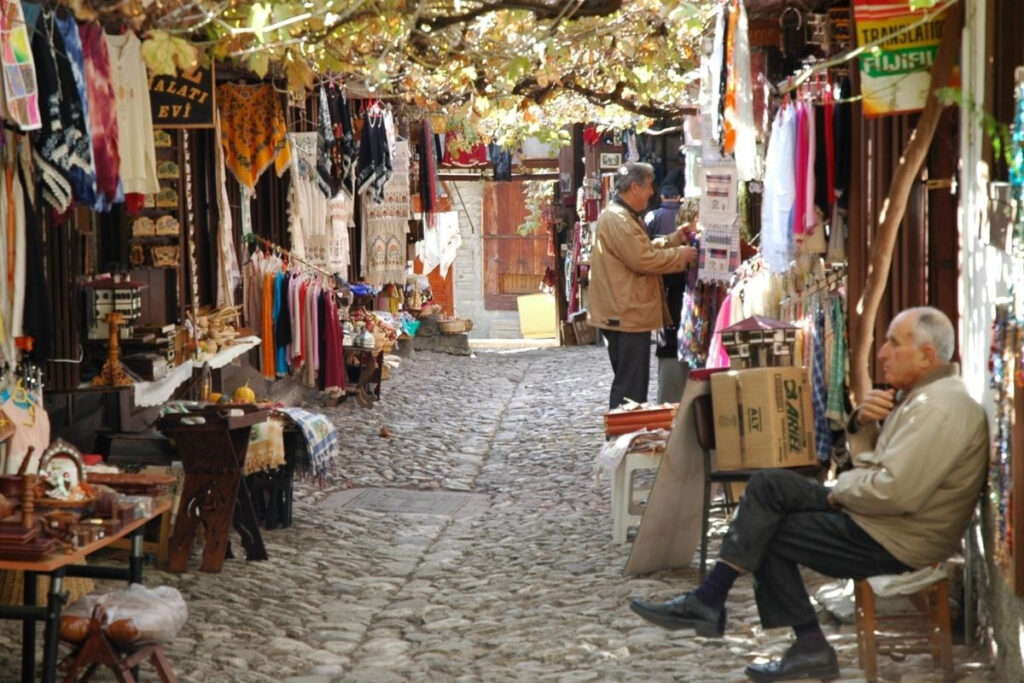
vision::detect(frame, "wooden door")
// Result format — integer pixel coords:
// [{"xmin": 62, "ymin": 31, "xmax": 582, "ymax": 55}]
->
[{"xmin": 482, "ymin": 180, "xmax": 550, "ymax": 310}]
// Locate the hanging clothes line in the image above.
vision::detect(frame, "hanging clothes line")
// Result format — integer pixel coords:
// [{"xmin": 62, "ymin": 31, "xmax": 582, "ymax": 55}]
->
[{"xmin": 242, "ymin": 233, "xmax": 336, "ymax": 279}]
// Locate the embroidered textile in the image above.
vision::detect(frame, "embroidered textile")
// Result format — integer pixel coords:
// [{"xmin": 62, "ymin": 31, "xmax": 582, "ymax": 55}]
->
[
  {"xmin": 78, "ymin": 23, "xmax": 120, "ymax": 211},
  {"xmin": 217, "ymin": 83, "xmax": 291, "ymax": 192},
  {"xmin": 361, "ymin": 140, "xmax": 409, "ymax": 286},
  {"xmin": 326, "ymin": 84, "xmax": 356, "ymax": 195},
  {"xmin": 356, "ymin": 109, "xmax": 392, "ymax": 202},
  {"xmin": 0, "ymin": 0, "xmax": 39, "ymax": 130},
  {"xmin": 286, "ymin": 131, "xmax": 326, "ymax": 261},
  {"xmin": 327, "ymin": 191, "xmax": 352, "ymax": 276},
  {"xmin": 244, "ymin": 417, "xmax": 286, "ymax": 475}
]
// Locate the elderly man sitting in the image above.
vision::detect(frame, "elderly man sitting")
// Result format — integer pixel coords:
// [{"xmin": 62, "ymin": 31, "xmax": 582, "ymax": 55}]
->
[{"xmin": 630, "ymin": 306, "xmax": 988, "ymax": 682}]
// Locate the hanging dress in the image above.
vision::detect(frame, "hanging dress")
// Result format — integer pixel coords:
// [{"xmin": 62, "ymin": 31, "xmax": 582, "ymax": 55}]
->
[
  {"xmin": 105, "ymin": 32, "xmax": 158, "ymax": 197},
  {"xmin": 286, "ymin": 131, "xmax": 328, "ymax": 263}
]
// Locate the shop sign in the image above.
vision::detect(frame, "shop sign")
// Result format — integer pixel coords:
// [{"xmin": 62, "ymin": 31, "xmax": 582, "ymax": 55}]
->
[
  {"xmin": 149, "ymin": 66, "xmax": 215, "ymax": 129},
  {"xmin": 853, "ymin": 0, "xmax": 951, "ymax": 117}
]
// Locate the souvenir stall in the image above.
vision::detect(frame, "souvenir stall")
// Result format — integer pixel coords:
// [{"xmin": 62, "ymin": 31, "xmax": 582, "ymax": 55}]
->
[
  {"xmin": 610, "ymin": 0, "xmax": 857, "ymax": 568},
  {"xmin": 0, "ymin": 6, "xmax": 377, "ymax": 632}
]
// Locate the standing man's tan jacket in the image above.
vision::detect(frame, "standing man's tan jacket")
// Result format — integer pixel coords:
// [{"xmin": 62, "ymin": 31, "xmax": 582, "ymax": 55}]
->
[
  {"xmin": 588, "ymin": 202, "xmax": 693, "ymax": 333},
  {"xmin": 588, "ymin": 163, "xmax": 696, "ymax": 409}
]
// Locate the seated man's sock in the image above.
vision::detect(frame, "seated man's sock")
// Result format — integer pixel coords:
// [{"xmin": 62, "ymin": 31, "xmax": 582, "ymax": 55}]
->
[
  {"xmin": 792, "ymin": 621, "xmax": 828, "ymax": 651},
  {"xmin": 693, "ymin": 562, "xmax": 739, "ymax": 609}
]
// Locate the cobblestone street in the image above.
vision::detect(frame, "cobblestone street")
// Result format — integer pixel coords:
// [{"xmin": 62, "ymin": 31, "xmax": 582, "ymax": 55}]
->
[{"xmin": 1, "ymin": 345, "xmax": 998, "ymax": 682}]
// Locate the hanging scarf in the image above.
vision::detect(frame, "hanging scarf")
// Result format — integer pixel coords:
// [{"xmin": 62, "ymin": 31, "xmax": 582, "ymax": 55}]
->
[
  {"xmin": 419, "ymin": 118, "xmax": 438, "ymax": 212},
  {"xmin": 217, "ymin": 83, "xmax": 291, "ymax": 192},
  {"xmin": 213, "ymin": 110, "xmax": 241, "ymax": 306},
  {"xmin": 0, "ymin": 0, "xmax": 40, "ymax": 131}
]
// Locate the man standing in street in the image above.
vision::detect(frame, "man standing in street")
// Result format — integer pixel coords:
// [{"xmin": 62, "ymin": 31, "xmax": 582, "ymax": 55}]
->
[
  {"xmin": 629, "ymin": 306, "xmax": 988, "ymax": 681},
  {"xmin": 588, "ymin": 163, "xmax": 697, "ymax": 409}
]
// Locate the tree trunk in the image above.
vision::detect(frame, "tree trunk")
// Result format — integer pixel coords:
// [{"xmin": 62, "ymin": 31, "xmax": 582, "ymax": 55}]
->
[{"xmin": 850, "ymin": 0, "xmax": 964, "ymax": 403}]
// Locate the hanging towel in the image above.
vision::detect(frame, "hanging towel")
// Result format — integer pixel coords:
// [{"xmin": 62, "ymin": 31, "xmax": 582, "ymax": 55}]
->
[
  {"xmin": 361, "ymin": 140, "xmax": 410, "ymax": 286},
  {"xmin": 275, "ymin": 407, "xmax": 339, "ymax": 482}
]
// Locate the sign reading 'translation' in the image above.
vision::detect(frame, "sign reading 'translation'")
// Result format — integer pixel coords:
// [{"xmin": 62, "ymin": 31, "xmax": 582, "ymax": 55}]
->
[{"xmin": 853, "ymin": 0, "xmax": 952, "ymax": 117}]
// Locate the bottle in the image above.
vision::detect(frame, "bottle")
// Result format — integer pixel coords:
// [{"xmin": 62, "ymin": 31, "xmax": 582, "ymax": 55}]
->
[{"xmin": 199, "ymin": 361, "xmax": 212, "ymax": 402}]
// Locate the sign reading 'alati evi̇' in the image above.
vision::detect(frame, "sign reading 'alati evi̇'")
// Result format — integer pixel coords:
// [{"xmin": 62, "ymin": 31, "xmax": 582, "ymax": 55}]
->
[{"xmin": 149, "ymin": 66, "xmax": 215, "ymax": 129}]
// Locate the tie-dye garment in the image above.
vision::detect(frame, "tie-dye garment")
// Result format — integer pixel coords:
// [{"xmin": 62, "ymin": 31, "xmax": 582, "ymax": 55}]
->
[
  {"xmin": 78, "ymin": 23, "xmax": 121, "ymax": 211},
  {"xmin": 55, "ymin": 13, "xmax": 96, "ymax": 207}
]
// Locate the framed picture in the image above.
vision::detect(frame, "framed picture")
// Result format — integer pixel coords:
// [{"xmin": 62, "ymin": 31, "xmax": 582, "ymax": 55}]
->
[{"xmin": 599, "ymin": 152, "xmax": 622, "ymax": 169}]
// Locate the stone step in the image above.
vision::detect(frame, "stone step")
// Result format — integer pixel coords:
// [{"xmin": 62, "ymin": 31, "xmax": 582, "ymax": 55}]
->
[{"xmin": 488, "ymin": 316, "xmax": 523, "ymax": 339}]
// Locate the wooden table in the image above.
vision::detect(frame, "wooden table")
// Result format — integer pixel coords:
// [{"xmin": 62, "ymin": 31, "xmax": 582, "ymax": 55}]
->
[
  {"xmin": 0, "ymin": 500, "xmax": 171, "ymax": 683},
  {"xmin": 156, "ymin": 404, "xmax": 269, "ymax": 573}
]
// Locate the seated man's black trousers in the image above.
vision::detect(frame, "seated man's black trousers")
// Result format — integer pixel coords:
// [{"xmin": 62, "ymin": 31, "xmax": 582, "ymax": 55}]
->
[{"xmin": 718, "ymin": 469, "xmax": 913, "ymax": 629}]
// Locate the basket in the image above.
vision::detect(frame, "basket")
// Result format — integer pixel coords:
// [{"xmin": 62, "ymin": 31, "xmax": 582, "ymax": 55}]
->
[
  {"xmin": 150, "ymin": 245, "xmax": 180, "ymax": 268},
  {"xmin": 438, "ymin": 319, "xmax": 473, "ymax": 335}
]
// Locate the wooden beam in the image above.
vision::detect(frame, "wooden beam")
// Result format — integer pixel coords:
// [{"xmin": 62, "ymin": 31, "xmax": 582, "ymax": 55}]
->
[{"xmin": 850, "ymin": 0, "xmax": 964, "ymax": 403}]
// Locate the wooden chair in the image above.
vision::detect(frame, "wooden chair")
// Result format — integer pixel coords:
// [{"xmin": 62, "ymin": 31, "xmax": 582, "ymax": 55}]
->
[
  {"xmin": 854, "ymin": 572, "xmax": 954, "ymax": 682},
  {"xmin": 61, "ymin": 604, "xmax": 177, "ymax": 683},
  {"xmin": 692, "ymin": 393, "xmax": 821, "ymax": 578}
]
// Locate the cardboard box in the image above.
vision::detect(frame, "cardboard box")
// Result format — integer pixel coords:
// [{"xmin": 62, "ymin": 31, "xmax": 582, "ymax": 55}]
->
[{"xmin": 710, "ymin": 367, "xmax": 816, "ymax": 470}]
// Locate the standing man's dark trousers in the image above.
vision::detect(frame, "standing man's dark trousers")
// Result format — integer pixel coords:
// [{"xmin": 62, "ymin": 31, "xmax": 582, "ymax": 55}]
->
[
  {"xmin": 719, "ymin": 469, "xmax": 913, "ymax": 629},
  {"xmin": 602, "ymin": 329, "xmax": 651, "ymax": 409}
]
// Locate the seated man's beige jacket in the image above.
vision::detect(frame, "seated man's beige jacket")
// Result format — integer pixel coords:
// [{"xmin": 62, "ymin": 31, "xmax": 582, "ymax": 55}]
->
[{"xmin": 832, "ymin": 364, "xmax": 988, "ymax": 568}]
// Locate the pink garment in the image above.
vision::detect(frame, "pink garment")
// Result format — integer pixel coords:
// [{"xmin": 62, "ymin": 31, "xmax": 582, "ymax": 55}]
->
[
  {"xmin": 793, "ymin": 102, "xmax": 808, "ymax": 238},
  {"xmin": 704, "ymin": 294, "xmax": 734, "ymax": 370}
]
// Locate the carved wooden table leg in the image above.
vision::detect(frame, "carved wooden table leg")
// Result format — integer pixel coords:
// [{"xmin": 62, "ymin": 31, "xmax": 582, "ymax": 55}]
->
[{"xmin": 158, "ymin": 407, "xmax": 269, "ymax": 573}]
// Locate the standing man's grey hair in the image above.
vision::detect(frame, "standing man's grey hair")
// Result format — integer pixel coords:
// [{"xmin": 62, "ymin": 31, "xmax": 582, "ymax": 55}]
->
[
  {"xmin": 614, "ymin": 162, "xmax": 655, "ymax": 194},
  {"xmin": 908, "ymin": 306, "xmax": 955, "ymax": 362}
]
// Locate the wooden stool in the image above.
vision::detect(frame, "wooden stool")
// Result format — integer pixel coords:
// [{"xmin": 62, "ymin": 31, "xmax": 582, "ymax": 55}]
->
[
  {"xmin": 61, "ymin": 604, "xmax": 177, "ymax": 683},
  {"xmin": 854, "ymin": 574, "xmax": 954, "ymax": 682}
]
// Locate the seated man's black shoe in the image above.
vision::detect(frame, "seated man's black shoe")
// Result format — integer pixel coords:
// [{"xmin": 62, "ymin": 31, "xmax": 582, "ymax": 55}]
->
[
  {"xmin": 628, "ymin": 592, "xmax": 726, "ymax": 636},
  {"xmin": 744, "ymin": 641, "xmax": 840, "ymax": 682}
]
